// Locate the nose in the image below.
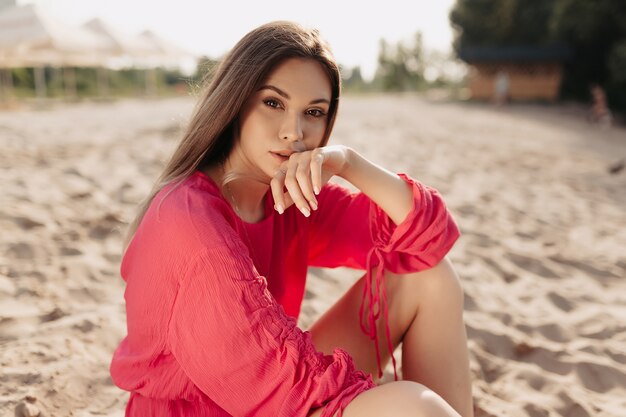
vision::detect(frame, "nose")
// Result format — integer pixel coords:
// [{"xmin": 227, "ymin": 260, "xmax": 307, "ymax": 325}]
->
[{"xmin": 279, "ymin": 112, "xmax": 303, "ymax": 143}]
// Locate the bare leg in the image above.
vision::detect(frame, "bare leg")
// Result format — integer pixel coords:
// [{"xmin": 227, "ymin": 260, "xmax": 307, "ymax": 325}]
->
[
  {"xmin": 308, "ymin": 381, "xmax": 461, "ymax": 417},
  {"xmin": 399, "ymin": 258, "xmax": 473, "ymax": 417},
  {"xmin": 308, "ymin": 257, "xmax": 473, "ymax": 417}
]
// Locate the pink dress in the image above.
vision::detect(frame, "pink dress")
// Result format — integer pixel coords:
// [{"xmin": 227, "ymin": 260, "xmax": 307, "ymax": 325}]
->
[{"xmin": 110, "ymin": 170, "xmax": 460, "ymax": 417}]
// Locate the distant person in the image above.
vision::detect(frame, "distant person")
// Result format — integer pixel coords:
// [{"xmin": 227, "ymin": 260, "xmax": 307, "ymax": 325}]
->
[
  {"xmin": 589, "ymin": 83, "xmax": 613, "ymax": 128},
  {"xmin": 109, "ymin": 21, "xmax": 472, "ymax": 417},
  {"xmin": 493, "ymin": 70, "xmax": 510, "ymax": 106}
]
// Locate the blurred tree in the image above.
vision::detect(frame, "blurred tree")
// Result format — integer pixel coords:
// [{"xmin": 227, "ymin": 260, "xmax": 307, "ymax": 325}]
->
[
  {"xmin": 450, "ymin": 0, "xmax": 626, "ymax": 108},
  {"xmin": 373, "ymin": 32, "xmax": 425, "ymax": 91},
  {"xmin": 341, "ymin": 65, "xmax": 368, "ymax": 92},
  {"xmin": 550, "ymin": 0, "xmax": 626, "ymax": 102},
  {"xmin": 193, "ymin": 56, "xmax": 219, "ymax": 82},
  {"xmin": 607, "ymin": 40, "xmax": 626, "ymax": 108},
  {"xmin": 450, "ymin": 0, "xmax": 557, "ymax": 49},
  {"xmin": 11, "ymin": 68, "xmax": 33, "ymax": 89},
  {"xmin": 75, "ymin": 68, "xmax": 98, "ymax": 96}
]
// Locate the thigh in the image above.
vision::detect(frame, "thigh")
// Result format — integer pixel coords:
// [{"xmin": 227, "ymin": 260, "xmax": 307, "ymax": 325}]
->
[
  {"xmin": 306, "ymin": 267, "xmax": 418, "ymax": 383},
  {"xmin": 307, "ymin": 380, "xmax": 461, "ymax": 417}
]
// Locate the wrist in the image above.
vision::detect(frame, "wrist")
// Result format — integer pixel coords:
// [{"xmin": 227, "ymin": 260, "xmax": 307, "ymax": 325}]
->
[{"xmin": 337, "ymin": 146, "xmax": 358, "ymax": 179}]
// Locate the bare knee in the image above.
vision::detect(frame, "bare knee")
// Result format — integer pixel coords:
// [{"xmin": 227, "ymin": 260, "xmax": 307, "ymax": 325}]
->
[
  {"xmin": 408, "ymin": 258, "xmax": 465, "ymax": 311},
  {"xmin": 339, "ymin": 381, "xmax": 461, "ymax": 417}
]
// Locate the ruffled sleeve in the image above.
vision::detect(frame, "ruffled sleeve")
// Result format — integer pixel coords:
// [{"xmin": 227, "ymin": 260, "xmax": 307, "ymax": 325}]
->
[
  {"xmin": 308, "ymin": 173, "xmax": 461, "ymax": 381},
  {"xmin": 168, "ymin": 239, "xmax": 375, "ymax": 417}
]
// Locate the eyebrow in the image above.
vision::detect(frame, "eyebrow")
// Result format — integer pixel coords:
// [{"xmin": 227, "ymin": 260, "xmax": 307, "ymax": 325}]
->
[{"xmin": 258, "ymin": 84, "xmax": 330, "ymax": 105}]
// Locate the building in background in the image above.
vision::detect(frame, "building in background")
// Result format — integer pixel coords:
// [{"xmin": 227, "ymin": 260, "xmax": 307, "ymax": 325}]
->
[{"xmin": 458, "ymin": 46, "xmax": 571, "ymax": 102}]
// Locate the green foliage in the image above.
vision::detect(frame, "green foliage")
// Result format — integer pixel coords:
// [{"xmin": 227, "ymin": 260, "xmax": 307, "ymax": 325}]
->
[
  {"xmin": 608, "ymin": 41, "xmax": 626, "ymax": 85},
  {"xmin": 450, "ymin": 0, "xmax": 557, "ymax": 50},
  {"xmin": 339, "ymin": 32, "xmax": 463, "ymax": 94},
  {"xmin": 108, "ymin": 68, "xmax": 146, "ymax": 95},
  {"xmin": 374, "ymin": 33, "xmax": 425, "ymax": 91},
  {"xmin": 193, "ymin": 56, "xmax": 219, "ymax": 82},
  {"xmin": 550, "ymin": 0, "xmax": 626, "ymax": 101},
  {"xmin": 11, "ymin": 68, "xmax": 33, "ymax": 88},
  {"xmin": 341, "ymin": 65, "xmax": 368, "ymax": 93},
  {"xmin": 1, "ymin": 66, "xmax": 195, "ymax": 99},
  {"xmin": 450, "ymin": 0, "xmax": 626, "ymax": 108},
  {"xmin": 607, "ymin": 40, "xmax": 626, "ymax": 108}
]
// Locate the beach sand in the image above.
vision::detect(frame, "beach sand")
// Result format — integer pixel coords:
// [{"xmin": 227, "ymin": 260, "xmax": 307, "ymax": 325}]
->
[{"xmin": 1, "ymin": 95, "xmax": 625, "ymax": 417}]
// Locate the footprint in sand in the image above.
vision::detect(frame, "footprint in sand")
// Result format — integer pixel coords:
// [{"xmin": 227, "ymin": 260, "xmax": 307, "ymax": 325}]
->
[
  {"xmin": 546, "ymin": 291, "xmax": 574, "ymax": 312},
  {"xmin": 577, "ymin": 312, "xmax": 625, "ymax": 340},
  {"xmin": 470, "ymin": 250, "xmax": 519, "ymax": 283},
  {"xmin": 548, "ymin": 254, "xmax": 620, "ymax": 280},
  {"xmin": 556, "ymin": 391, "xmax": 593, "ymax": 417},
  {"xmin": 59, "ymin": 246, "xmax": 83, "ymax": 256},
  {"xmin": 504, "ymin": 252, "xmax": 561, "ymax": 279},
  {"xmin": 10, "ymin": 216, "xmax": 45, "ymax": 230},
  {"xmin": 73, "ymin": 319, "xmax": 97, "ymax": 333},
  {"xmin": 60, "ymin": 172, "xmax": 94, "ymax": 199},
  {"xmin": 464, "ymin": 231, "xmax": 498, "ymax": 248},
  {"xmin": 534, "ymin": 322, "xmax": 572, "ymax": 343},
  {"xmin": 39, "ymin": 307, "xmax": 67, "ymax": 323},
  {"xmin": 87, "ymin": 213, "xmax": 126, "ymax": 240},
  {"xmin": 516, "ymin": 369, "xmax": 547, "ymax": 391},
  {"xmin": 515, "ymin": 345, "xmax": 573, "ymax": 376},
  {"xmin": 575, "ymin": 360, "xmax": 626, "ymax": 393},
  {"xmin": 6, "ymin": 242, "xmax": 36, "ymax": 260},
  {"xmin": 524, "ymin": 403, "xmax": 555, "ymax": 417},
  {"xmin": 14, "ymin": 396, "xmax": 41, "ymax": 417}
]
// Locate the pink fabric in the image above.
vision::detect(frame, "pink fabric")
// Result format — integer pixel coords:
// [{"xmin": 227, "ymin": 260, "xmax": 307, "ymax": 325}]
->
[{"xmin": 110, "ymin": 170, "xmax": 460, "ymax": 416}]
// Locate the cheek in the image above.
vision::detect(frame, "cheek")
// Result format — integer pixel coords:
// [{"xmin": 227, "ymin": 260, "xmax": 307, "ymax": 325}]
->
[
  {"xmin": 241, "ymin": 110, "xmax": 279, "ymax": 136},
  {"xmin": 307, "ymin": 120, "xmax": 327, "ymax": 142},
  {"xmin": 238, "ymin": 116, "xmax": 268, "ymax": 147}
]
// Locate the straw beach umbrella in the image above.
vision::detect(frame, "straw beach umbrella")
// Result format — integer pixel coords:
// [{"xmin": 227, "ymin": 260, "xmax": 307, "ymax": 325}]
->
[
  {"xmin": 137, "ymin": 30, "xmax": 197, "ymax": 70},
  {"xmin": 135, "ymin": 30, "xmax": 198, "ymax": 95},
  {"xmin": 82, "ymin": 19, "xmax": 198, "ymax": 96},
  {"xmin": 0, "ymin": 3, "xmax": 112, "ymax": 98},
  {"xmin": 81, "ymin": 18, "xmax": 161, "ymax": 95}
]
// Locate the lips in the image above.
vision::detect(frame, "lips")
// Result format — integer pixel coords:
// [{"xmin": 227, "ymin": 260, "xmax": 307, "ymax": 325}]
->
[
  {"xmin": 270, "ymin": 152, "xmax": 289, "ymax": 163},
  {"xmin": 271, "ymin": 150, "xmax": 295, "ymax": 157},
  {"xmin": 270, "ymin": 150, "xmax": 294, "ymax": 163}
]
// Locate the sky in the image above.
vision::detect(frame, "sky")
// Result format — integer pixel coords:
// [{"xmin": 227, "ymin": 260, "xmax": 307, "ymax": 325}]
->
[{"xmin": 20, "ymin": 0, "xmax": 458, "ymax": 80}]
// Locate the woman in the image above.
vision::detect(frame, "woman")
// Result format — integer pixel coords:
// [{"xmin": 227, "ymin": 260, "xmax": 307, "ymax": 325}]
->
[{"xmin": 110, "ymin": 21, "xmax": 473, "ymax": 417}]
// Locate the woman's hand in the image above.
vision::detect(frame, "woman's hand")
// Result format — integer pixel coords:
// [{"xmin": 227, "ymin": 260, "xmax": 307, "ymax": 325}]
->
[{"xmin": 270, "ymin": 144, "xmax": 352, "ymax": 216}]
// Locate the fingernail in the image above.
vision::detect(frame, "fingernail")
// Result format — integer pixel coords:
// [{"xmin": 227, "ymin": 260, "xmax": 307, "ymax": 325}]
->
[
  {"xmin": 309, "ymin": 200, "xmax": 318, "ymax": 211},
  {"xmin": 313, "ymin": 186, "xmax": 320, "ymax": 195},
  {"xmin": 300, "ymin": 207, "xmax": 310, "ymax": 217},
  {"xmin": 276, "ymin": 203, "xmax": 284, "ymax": 214}
]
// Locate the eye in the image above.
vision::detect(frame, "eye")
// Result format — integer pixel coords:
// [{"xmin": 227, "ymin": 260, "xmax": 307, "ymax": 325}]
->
[
  {"xmin": 307, "ymin": 109, "xmax": 327, "ymax": 118},
  {"xmin": 263, "ymin": 98, "xmax": 282, "ymax": 109}
]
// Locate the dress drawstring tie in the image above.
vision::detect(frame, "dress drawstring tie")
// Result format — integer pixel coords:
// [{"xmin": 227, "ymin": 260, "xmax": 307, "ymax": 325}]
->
[{"xmin": 359, "ymin": 246, "xmax": 399, "ymax": 382}]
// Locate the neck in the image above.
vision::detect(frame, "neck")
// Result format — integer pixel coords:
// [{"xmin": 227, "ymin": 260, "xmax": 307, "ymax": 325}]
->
[{"xmin": 205, "ymin": 162, "xmax": 269, "ymax": 223}]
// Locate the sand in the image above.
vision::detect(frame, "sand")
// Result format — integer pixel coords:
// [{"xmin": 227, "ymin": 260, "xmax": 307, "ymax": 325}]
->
[{"xmin": 1, "ymin": 95, "xmax": 625, "ymax": 417}]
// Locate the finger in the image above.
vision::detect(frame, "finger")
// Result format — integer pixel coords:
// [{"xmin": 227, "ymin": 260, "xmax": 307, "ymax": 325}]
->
[
  {"xmin": 270, "ymin": 168, "xmax": 288, "ymax": 214},
  {"xmin": 282, "ymin": 190, "xmax": 294, "ymax": 209},
  {"xmin": 284, "ymin": 163, "xmax": 311, "ymax": 217},
  {"xmin": 295, "ymin": 160, "xmax": 318, "ymax": 211},
  {"xmin": 310, "ymin": 149, "xmax": 325, "ymax": 195}
]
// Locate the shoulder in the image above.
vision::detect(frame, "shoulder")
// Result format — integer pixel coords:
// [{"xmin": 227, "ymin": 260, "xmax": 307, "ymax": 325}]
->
[{"xmin": 136, "ymin": 171, "xmax": 240, "ymax": 253}]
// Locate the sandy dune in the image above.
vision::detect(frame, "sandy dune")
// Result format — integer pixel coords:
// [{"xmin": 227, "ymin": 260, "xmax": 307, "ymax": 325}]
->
[{"xmin": 1, "ymin": 95, "xmax": 625, "ymax": 417}]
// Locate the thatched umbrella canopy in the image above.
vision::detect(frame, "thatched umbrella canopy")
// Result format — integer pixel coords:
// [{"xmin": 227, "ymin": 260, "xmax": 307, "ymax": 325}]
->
[{"xmin": 0, "ymin": 4, "xmax": 113, "ymax": 98}]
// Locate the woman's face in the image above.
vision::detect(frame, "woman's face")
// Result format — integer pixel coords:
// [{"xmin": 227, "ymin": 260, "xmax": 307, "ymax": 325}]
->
[{"xmin": 232, "ymin": 57, "xmax": 332, "ymax": 180}]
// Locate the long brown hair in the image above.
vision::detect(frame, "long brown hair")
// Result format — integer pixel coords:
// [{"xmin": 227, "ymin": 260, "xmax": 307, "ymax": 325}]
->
[{"xmin": 122, "ymin": 21, "xmax": 341, "ymax": 251}]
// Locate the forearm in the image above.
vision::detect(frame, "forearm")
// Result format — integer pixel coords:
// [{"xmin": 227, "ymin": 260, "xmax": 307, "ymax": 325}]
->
[{"xmin": 338, "ymin": 148, "xmax": 413, "ymax": 225}]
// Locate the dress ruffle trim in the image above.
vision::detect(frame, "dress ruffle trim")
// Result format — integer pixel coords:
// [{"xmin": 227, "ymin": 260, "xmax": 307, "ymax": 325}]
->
[
  {"xmin": 243, "ymin": 257, "xmax": 376, "ymax": 416},
  {"xmin": 358, "ymin": 173, "xmax": 457, "ymax": 382}
]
